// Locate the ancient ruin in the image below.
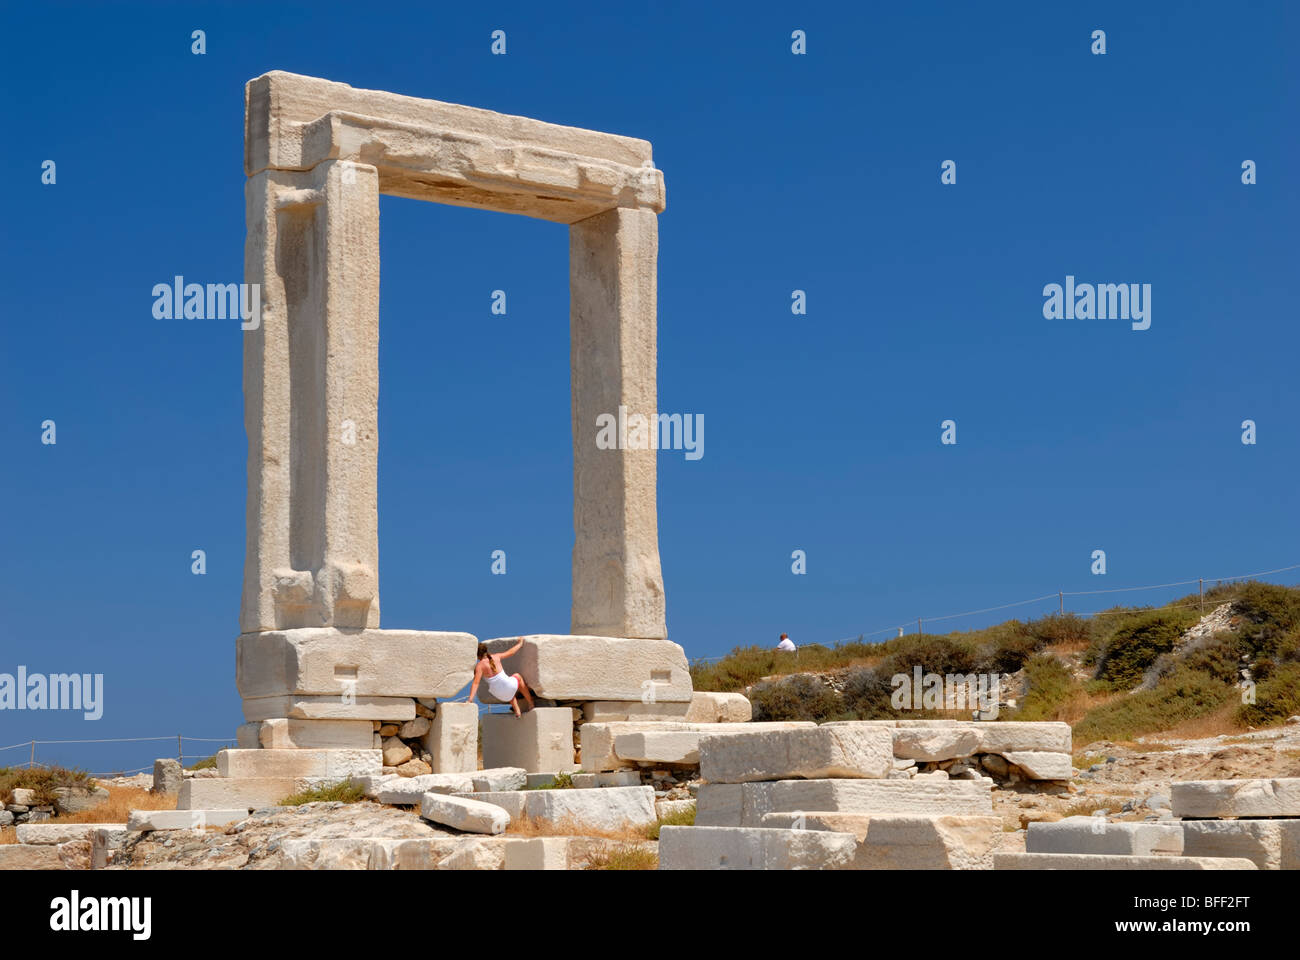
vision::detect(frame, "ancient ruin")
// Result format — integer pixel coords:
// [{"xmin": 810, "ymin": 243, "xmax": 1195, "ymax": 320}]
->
[{"xmin": 227, "ymin": 71, "xmax": 682, "ymax": 784}]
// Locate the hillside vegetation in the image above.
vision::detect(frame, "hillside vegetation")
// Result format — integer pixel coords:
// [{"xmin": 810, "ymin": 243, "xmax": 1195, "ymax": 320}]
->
[{"xmin": 689, "ymin": 581, "xmax": 1300, "ymax": 745}]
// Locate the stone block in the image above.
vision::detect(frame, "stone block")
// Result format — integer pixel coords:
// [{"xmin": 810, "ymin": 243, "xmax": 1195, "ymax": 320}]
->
[
  {"xmin": 468, "ymin": 786, "xmax": 655, "ymax": 833},
  {"xmin": 613, "ymin": 731, "xmax": 702, "ymax": 765},
  {"xmin": 242, "ymin": 694, "xmax": 415, "ymax": 722},
  {"xmin": 53, "ymin": 785, "xmax": 109, "ymax": 816},
  {"xmin": 483, "ymin": 635, "xmax": 690, "ymax": 702},
  {"xmin": 761, "ymin": 812, "xmax": 999, "ymax": 870},
  {"xmin": 699, "ymin": 726, "xmax": 893, "ymax": 783},
  {"xmin": 472, "ymin": 768, "xmax": 528, "ymax": 792},
  {"xmin": 422, "ymin": 701, "xmax": 478, "ymax": 774},
  {"xmin": 523, "ymin": 785, "xmax": 656, "ymax": 833},
  {"xmin": 1182, "ymin": 819, "xmax": 1300, "ymax": 870},
  {"xmin": 891, "ymin": 725, "xmax": 983, "ymax": 762},
  {"xmin": 1001, "ymin": 751, "xmax": 1072, "ymax": 780},
  {"xmin": 177, "ymin": 777, "xmax": 305, "ymax": 810},
  {"xmin": 420, "ymin": 793, "xmax": 511, "ymax": 835},
  {"xmin": 246, "ymin": 718, "xmax": 376, "ymax": 749},
  {"xmin": 695, "ymin": 783, "xmax": 745, "ymax": 827},
  {"xmin": 658, "ymin": 826, "xmax": 856, "ymax": 870},
  {"xmin": 700, "ymin": 778, "xmax": 994, "ymax": 827},
  {"xmin": 152, "ymin": 758, "xmax": 183, "ymax": 794},
  {"xmin": 92, "ymin": 827, "xmax": 128, "ymax": 870},
  {"xmin": 685, "ymin": 691, "xmax": 752, "ymax": 723},
  {"xmin": 580, "ymin": 720, "xmax": 815, "ymax": 773},
  {"xmin": 237, "ymin": 628, "xmax": 477, "ymax": 699},
  {"xmin": 463, "ymin": 790, "xmax": 528, "ymax": 820},
  {"xmin": 1171, "ymin": 779, "xmax": 1300, "ymax": 818},
  {"xmin": 15, "ymin": 823, "xmax": 121, "ymax": 845},
  {"xmin": 216, "ymin": 748, "xmax": 381, "ymax": 780},
  {"xmin": 421, "ymin": 790, "xmax": 512, "ymax": 832},
  {"xmin": 126, "ymin": 809, "xmax": 250, "ymax": 832},
  {"xmin": 0, "ymin": 844, "xmax": 66, "ymax": 869},
  {"xmin": 582, "ymin": 701, "xmax": 691, "ymax": 723},
  {"xmin": 1026, "ymin": 816, "xmax": 1184, "ymax": 856},
  {"xmin": 974, "ymin": 721, "xmax": 1072, "ymax": 755},
  {"xmin": 994, "ymin": 853, "xmax": 1257, "ymax": 870},
  {"xmin": 482, "ymin": 708, "xmax": 576, "ymax": 773}
]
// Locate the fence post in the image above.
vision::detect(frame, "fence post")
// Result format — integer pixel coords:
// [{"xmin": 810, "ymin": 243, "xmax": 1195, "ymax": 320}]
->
[
  {"xmin": 177, "ymin": 734, "xmax": 183, "ymax": 764},
  {"xmin": 1199, "ymin": 579, "xmax": 1204, "ymax": 613},
  {"xmin": 30, "ymin": 739, "xmax": 35, "ymax": 769},
  {"xmin": 917, "ymin": 617, "xmax": 922, "ymax": 636},
  {"xmin": 1059, "ymin": 591, "xmax": 1064, "ymax": 616}
]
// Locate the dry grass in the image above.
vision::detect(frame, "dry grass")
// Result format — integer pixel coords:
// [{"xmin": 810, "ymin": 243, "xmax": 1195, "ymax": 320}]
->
[
  {"xmin": 1044, "ymin": 637, "xmax": 1093, "ymax": 656},
  {"xmin": 1057, "ymin": 799, "xmax": 1110, "ymax": 818},
  {"xmin": 60, "ymin": 784, "xmax": 176, "ymax": 824},
  {"xmin": 0, "ymin": 783, "xmax": 174, "ymax": 839},
  {"xmin": 1057, "ymin": 686, "xmax": 1123, "ymax": 728},
  {"xmin": 1148, "ymin": 704, "xmax": 1249, "ymax": 742},
  {"xmin": 504, "ymin": 814, "xmax": 653, "ymax": 843},
  {"xmin": 583, "ymin": 843, "xmax": 658, "ymax": 870}
]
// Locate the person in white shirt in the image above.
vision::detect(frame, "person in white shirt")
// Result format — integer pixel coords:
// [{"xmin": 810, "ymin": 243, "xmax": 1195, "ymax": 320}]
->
[{"xmin": 776, "ymin": 633, "xmax": 796, "ymax": 652}]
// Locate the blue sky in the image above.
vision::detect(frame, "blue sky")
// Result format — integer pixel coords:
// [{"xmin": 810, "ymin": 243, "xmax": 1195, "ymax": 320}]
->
[{"xmin": 2, "ymin": 1, "xmax": 1296, "ymax": 772}]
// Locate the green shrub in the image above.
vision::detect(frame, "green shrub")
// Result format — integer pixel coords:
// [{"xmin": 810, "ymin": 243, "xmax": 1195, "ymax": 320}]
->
[
  {"xmin": 1177, "ymin": 632, "xmax": 1245, "ymax": 685},
  {"xmin": 529, "ymin": 771, "xmax": 575, "ymax": 790},
  {"xmin": 840, "ymin": 666, "xmax": 896, "ymax": 719},
  {"xmin": 0, "ymin": 765, "xmax": 93, "ymax": 805},
  {"xmin": 1012, "ymin": 654, "xmax": 1076, "ymax": 721},
  {"xmin": 1073, "ymin": 667, "xmax": 1233, "ymax": 743},
  {"xmin": 750, "ymin": 674, "xmax": 843, "ymax": 722},
  {"xmin": 186, "ymin": 753, "xmax": 218, "ymax": 771},
  {"xmin": 1236, "ymin": 663, "xmax": 1300, "ymax": 728},
  {"xmin": 646, "ymin": 804, "xmax": 696, "ymax": 840},
  {"xmin": 280, "ymin": 779, "xmax": 367, "ymax": 805},
  {"xmin": 875, "ymin": 633, "xmax": 978, "ymax": 679},
  {"xmin": 1094, "ymin": 609, "xmax": 1199, "ymax": 688}
]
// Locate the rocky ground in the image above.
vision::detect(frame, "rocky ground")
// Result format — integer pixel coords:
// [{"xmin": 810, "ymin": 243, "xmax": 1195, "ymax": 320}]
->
[
  {"xmin": 109, "ymin": 800, "xmax": 454, "ymax": 869},
  {"xmin": 991, "ymin": 719, "xmax": 1300, "ymax": 851}
]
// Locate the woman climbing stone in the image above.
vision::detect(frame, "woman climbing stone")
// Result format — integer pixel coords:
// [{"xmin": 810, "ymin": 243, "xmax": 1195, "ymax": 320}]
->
[{"xmin": 466, "ymin": 639, "xmax": 536, "ymax": 717}]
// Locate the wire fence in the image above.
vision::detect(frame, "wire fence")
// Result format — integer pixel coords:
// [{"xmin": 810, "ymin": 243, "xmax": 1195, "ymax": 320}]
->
[
  {"xmin": 688, "ymin": 561, "xmax": 1300, "ymax": 665},
  {"xmin": 0, "ymin": 735, "xmax": 236, "ymax": 778}
]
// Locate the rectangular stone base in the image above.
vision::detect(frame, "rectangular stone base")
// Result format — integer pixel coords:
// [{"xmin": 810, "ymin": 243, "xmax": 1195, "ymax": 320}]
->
[
  {"xmin": 760, "ymin": 813, "xmax": 1000, "ymax": 870},
  {"xmin": 238, "ymin": 628, "xmax": 478, "ymax": 700},
  {"xmin": 482, "ymin": 707, "xmax": 576, "ymax": 773},
  {"xmin": 657, "ymin": 826, "xmax": 857, "ymax": 870},
  {"xmin": 483, "ymin": 635, "xmax": 691, "ymax": 702},
  {"xmin": 696, "ymin": 778, "xmax": 994, "ymax": 827},
  {"xmin": 126, "ymin": 809, "xmax": 251, "ymax": 831},
  {"xmin": 237, "ymin": 718, "xmax": 375, "ymax": 749},
  {"xmin": 216, "ymin": 748, "xmax": 381, "ymax": 780},
  {"xmin": 1182, "ymin": 819, "xmax": 1300, "ymax": 870},
  {"xmin": 1172, "ymin": 778, "xmax": 1300, "ymax": 818},
  {"xmin": 177, "ymin": 777, "xmax": 306, "ymax": 810},
  {"xmin": 580, "ymin": 721, "xmax": 815, "ymax": 773},
  {"xmin": 698, "ymin": 725, "xmax": 894, "ymax": 782},
  {"xmin": 422, "ymin": 701, "xmax": 478, "ymax": 773},
  {"xmin": 469, "ymin": 786, "xmax": 656, "ymax": 832},
  {"xmin": 1027, "ymin": 816, "xmax": 1184, "ymax": 856},
  {"xmin": 242, "ymin": 695, "xmax": 415, "ymax": 723}
]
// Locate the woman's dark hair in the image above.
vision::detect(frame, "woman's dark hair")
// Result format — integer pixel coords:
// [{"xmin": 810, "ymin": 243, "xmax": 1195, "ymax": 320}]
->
[{"xmin": 477, "ymin": 643, "xmax": 496, "ymax": 672}]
